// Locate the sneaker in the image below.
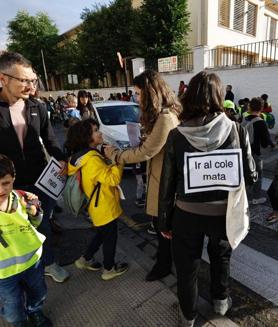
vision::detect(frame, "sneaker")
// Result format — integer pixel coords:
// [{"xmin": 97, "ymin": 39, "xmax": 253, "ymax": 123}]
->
[
  {"xmin": 134, "ymin": 199, "xmax": 145, "ymax": 208},
  {"xmin": 251, "ymin": 197, "xmax": 267, "ymax": 205},
  {"xmin": 101, "ymin": 263, "xmax": 129, "ymax": 281},
  {"xmin": 266, "ymin": 213, "xmax": 278, "ymax": 224},
  {"xmin": 44, "ymin": 263, "xmax": 70, "ymax": 283},
  {"xmin": 147, "ymin": 222, "xmax": 157, "ymax": 235},
  {"xmin": 28, "ymin": 311, "xmax": 53, "ymax": 327},
  {"xmin": 75, "ymin": 256, "xmax": 102, "ymax": 271},
  {"xmin": 213, "ymin": 296, "xmax": 232, "ymax": 316}
]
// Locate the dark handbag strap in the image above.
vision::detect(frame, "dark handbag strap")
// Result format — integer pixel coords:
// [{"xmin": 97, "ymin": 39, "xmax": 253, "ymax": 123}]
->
[{"xmin": 85, "ymin": 182, "xmax": 101, "ymax": 210}]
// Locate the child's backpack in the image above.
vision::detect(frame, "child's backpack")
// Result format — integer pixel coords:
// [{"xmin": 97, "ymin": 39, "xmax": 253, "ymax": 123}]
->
[
  {"xmin": 63, "ymin": 169, "xmax": 101, "ymax": 217},
  {"xmin": 241, "ymin": 116, "xmax": 262, "ymax": 144}
]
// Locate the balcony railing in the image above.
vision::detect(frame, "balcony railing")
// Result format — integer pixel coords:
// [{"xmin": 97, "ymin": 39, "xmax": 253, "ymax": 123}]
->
[
  {"xmin": 145, "ymin": 52, "xmax": 193, "ymax": 73},
  {"xmin": 207, "ymin": 39, "xmax": 278, "ymax": 69}
]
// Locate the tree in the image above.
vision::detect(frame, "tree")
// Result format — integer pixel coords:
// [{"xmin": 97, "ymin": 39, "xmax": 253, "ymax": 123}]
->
[
  {"xmin": 78, "ymin": 0, "xmax": 141, "ymax": 86},
  {"xmin": 139, "ymin": 0, "xmax": 190, "ymax": 58},
  {"xmin": 7, "ymin": 11, "xmax": 59, "ymax": 84}
]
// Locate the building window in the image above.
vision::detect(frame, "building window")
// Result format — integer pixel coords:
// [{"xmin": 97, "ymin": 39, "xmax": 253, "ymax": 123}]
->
[
  {"xmin": 246, "ymin": 2, "xmax": 257, "ymax": 36},
  {"xmin": 233, "ymin": 0, "xmax": 245, "ymax": 32},
  {"xmin": 219, "ymin": 0, "xmax": 231, "ymax": 28},
  {"xmin": 269, "ymin": 17, "xmax": 277, "ymax": 40}
]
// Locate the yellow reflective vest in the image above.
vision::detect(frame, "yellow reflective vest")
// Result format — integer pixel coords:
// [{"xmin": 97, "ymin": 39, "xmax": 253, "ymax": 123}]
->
[{"xmin": 0, "ymin": 192, "xmax": 45, "ymax": 279}]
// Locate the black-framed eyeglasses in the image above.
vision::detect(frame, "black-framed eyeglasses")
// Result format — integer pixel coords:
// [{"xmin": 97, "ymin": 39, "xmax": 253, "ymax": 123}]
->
[{"xmin": 1, "ymin": 72, "xmax": 38, "ymax": 86}]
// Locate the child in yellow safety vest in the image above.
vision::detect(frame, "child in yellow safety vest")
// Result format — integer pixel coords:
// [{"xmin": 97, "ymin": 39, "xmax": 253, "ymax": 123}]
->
[{"xmin": 0, "ymin": 154, "xmax": 52, "ymax": 327}]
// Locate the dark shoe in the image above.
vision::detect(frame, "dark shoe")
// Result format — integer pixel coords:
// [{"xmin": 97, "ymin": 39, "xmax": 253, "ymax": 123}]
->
[
  {"xmin": 29, "ymin": 311, "xmax": 53, "ymax": 327},
  {"xmin": 145, "ymin": 267, "xmax": 171, "ymax": 281},
  {"xmin": 13, "ymin": 321, "xmax": 28, "ymax": 327},
  {"xmin": 134, "ymin": 199, "xmax": 145, "ymax": 208}
]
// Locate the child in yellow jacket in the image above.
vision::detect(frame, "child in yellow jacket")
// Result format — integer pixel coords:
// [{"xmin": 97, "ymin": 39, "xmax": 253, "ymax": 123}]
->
[{"xmin": 65, "ymin": 118, "xmax": 128, "ymax": 281}]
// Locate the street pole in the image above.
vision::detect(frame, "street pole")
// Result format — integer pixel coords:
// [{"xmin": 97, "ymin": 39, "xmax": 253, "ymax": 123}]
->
[
  {"xmin": 123, "ymin": 58, "xmax": 128, "ymax": 94},
  {"xmin": 41, "ymin": 49, "xmax": 49, "ymax": 91}
]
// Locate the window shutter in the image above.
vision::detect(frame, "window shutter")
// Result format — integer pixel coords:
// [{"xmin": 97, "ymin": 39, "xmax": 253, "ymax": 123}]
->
[
  {"xmin": 219, "ymin": 0, "xmax": 231, "ymax": 28},
  {"xmin": 233, "ymin": 0, "xmax": 245, "ymax": 32},
  {"xmin": 269, "ymin": 17, "xmax": 277, "ymax": 40},
  {"xmin": 246, "ymin": 2, "xmax": 257, "ymax": 36}
]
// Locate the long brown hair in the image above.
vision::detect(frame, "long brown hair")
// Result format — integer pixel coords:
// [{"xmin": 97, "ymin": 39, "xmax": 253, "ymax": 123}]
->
[
  {"xmin": 179, "ymin": 71, "xmax": 224, "ymax": 121},
  {"xmin": 133, "ymin": 70, "xmax": 181, "ymax": 134}
]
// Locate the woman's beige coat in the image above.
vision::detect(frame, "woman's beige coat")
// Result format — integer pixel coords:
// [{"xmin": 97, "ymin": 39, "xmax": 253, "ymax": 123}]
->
[{"xmin": 112, "ymin": 109, "xmax": 179, "ymax": 216}]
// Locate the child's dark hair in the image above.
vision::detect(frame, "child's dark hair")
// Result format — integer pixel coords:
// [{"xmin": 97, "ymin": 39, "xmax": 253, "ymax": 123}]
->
[
  {"xmin": 249, "ymin": 97, "xmax": 263, "ymax": 113},
  {"xmin": 65, "ymin": 118, "xmax": 99, "ymax": 156},
  {"xmin": 0, "ymin": 154, "xmax": 16, "ymax": 178}
]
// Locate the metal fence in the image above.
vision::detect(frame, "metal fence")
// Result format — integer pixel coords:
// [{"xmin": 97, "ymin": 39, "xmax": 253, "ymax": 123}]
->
[
  {"xmin": 207, "ymin": 39, "xmax": 278, "ymax": 69},
  {"xmin": 145, "ymin": 52, "xmax": 193, "ymax": 73}
]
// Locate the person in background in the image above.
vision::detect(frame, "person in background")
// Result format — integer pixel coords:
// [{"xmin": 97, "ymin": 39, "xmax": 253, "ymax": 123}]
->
[
  {"xmin": 241, "ymin": 97, "xmax": 274, "ymax": 205},
  {"xmin": 261, "ymin": 94, "xmax": 272, "ymax": 113},
  {"xmin": 0, "ymin": 51, "xmax": 69, "ymax": 283},
  {"xmin": 178, "ymin": 80, "xmax": 186, "ymax": 99},
  {"xmin": 77, "ymin": 90, "xmax": 93, "ymax": 115},
  {"xmin": 0, "ymin": 154, "xmax": 52, "ymax": 327},
  {"xmin": 225, "ymin": 84, "xmax": 234, "ymax": 102},
  {"xmin": 104, "ymin": 70, "xmax": 181, "ymax": 282},
  {"xmin": 158, "ymin": 71, "xmax": 256, "ymax": 326},
  {"xmin": 66, "ymin": 94, "xmax": 81, "ymax": 120},
  {"xmin": 128, "ymin": 90, "xmax": 137, "ymax": 102}
]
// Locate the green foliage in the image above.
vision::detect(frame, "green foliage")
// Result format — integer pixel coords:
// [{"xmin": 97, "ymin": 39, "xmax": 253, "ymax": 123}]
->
[
  {"xmin": 78, "ymin": 0, "xmax": 141, "ymax": 86},
  {"xmin": 7, "ymin": 11, "xmax": 59, "ymax": 78},
  {"xmin": 139, "ymin": 0, "xmax": 190, "ymax": 58}
]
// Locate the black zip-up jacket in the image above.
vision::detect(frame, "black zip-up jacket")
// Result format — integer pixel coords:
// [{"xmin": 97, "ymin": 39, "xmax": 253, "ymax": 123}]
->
[
  {"xmin": 0, "ymin": 98, "xmax": 66, "ymax": 187},
  {"xmin": 158, "ymin": 123, "xmax": 257, "ymax": 232}
]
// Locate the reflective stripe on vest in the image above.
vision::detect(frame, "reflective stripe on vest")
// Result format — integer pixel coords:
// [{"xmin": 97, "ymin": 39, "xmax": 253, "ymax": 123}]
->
[{"xmin": 0, "ymin": 249, "xmax": 38, "ymax": 269}]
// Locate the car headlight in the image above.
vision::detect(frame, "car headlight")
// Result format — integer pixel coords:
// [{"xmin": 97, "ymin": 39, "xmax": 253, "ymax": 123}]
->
[{"xmin": 116, "ymin": 141, "xmax": 130, "ymax": 149}]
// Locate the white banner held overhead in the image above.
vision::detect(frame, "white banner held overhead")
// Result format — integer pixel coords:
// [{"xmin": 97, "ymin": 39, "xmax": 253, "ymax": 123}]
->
[
  {"xmin": 35, "ymin": 157, "xmax": 67, "ymax": 200},
  {"xmin": 184, "ymin": 149, "xmax": 243, "ymax": 194}
]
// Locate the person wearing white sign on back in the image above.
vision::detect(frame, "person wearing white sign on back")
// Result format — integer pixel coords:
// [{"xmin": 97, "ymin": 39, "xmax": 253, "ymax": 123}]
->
[{"xmin": 157, "ymin": 71, "xmax": 257, "ymax": 327}]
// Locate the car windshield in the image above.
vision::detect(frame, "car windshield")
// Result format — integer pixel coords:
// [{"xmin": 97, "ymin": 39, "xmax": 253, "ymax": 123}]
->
[{"xmin": 96, "ymin": 104, "xmax": 140, "ymax": 125}]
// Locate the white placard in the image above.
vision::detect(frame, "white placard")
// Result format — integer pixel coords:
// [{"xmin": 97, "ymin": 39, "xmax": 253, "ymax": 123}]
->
[
  {"xmin": 184, "ymin": 149, "xmax": 243, "ymax": 193},
  {"xmin": 158, "ymin": 56, "xmax": 178, "ymax": 72},
  {"xmin": 35, "ymin": 157, "xmax": 67, "ymax": 200},
  {"xmin": 126, "ymin": 122, "xmax": 141, "ymax": 147}
]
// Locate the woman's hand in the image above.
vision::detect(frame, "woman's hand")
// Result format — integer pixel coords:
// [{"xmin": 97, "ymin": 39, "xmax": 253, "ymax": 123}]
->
[
  {"xmin": 59, "ymin": 160, "xmax": 68, "ymax": 176},
  {"xmin": 104, "ymin": 145, "xmax": 118, "ymax": 160},
  {"xmin": 161, "ymin": 231, "xmax": 172, "ymax": 240}
]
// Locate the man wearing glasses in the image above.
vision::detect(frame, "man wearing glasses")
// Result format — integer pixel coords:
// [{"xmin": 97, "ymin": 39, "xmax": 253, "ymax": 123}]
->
[{"xmin": 0, "ymin": 52, "xmax": 69, "ymax": 284}]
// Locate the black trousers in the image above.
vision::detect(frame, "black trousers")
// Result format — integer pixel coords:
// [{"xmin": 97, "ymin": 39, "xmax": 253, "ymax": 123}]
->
[
  {"xmin": 84, "ymin": 219, "xmax": 118, "ymax": 270},
  {"xmin": 171, "ymin": 206, "xmax": 232, "ymax": 320},
  {"xmin": 152, "ymin": 217, "xmax": 172, "ymax": 272}
]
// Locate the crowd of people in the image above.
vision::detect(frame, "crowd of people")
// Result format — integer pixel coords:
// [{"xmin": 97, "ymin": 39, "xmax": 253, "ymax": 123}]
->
[{"xmin": 0, "ymin": 51, "xmax": 277, "ymax": 327}]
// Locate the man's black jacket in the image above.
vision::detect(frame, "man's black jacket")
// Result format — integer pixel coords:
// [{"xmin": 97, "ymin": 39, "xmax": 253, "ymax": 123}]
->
[{"xmin": 0, "ymin": 98, "xmax": 65, "ymax": 187}]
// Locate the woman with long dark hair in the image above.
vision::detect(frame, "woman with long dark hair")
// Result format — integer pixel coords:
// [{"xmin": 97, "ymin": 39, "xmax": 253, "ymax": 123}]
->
[
  {"xmin": 158, "ymin": 71, "xmax": 257, "ymax": 326},
  {"xmin": 105, "ymin": 69, "xmax": 181, "ymax": 281}
]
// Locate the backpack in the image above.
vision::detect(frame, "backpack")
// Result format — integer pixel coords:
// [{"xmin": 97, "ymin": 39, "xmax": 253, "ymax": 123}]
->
[
  {"xmin": 241, "ymin": 116, "xmax": 262, "ymax": 144},
  {"xmin": 63, "ymin": 169, "xmax": 101, "ymax": 217}
]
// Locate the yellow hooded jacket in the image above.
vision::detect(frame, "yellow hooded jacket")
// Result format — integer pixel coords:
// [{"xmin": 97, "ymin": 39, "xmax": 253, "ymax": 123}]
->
[{"xmin": 68, "ymin": 149, "xmax": 123, "ymax": 226}]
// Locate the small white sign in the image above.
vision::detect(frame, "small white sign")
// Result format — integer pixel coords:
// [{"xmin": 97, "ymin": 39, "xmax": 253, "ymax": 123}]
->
[
  {"xmin": 126, "ymin": 122, "xmax": 141, "ymax": 147},
  {"xmin": 158, "ymin": 56, "xmax": 178, "ymax": 72},
  {"xmin": 184, "ymin": 149, "xmax": 243, "ymax": 193},
  {"xmin": 35, "ymin": 157, "xmax": 67, "ymax": 200}
]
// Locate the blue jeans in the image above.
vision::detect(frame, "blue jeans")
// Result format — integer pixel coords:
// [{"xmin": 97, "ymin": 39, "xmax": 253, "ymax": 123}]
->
[
  {"xmin": 0, "ymin": 261, "xmax": 47, "ymax": 324},
  {"xmin": 17, "ymin": 185, "xmax": 56, "ymax": 266}
]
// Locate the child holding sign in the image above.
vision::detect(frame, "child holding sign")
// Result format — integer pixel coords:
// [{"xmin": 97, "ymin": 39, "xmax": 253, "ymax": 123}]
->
[
  {"xmin": 158, "ymin": 71, "xmax": 257, "ymax": 327},
  {"xmin": 65, "ymin": 119, "xmax": 128, "ymax": 281},
  {"xmin": 0, "ymin": 154, "xmax": 52, "ymax": 327}
]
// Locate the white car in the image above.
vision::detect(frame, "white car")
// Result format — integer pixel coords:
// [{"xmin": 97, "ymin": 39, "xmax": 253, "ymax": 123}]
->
[{"xmin": 91, "ymin": 101, "xmax": 140, "ymax": 149}]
